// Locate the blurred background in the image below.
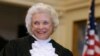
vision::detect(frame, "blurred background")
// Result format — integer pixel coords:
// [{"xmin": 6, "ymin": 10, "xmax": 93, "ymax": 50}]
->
[{"xmin": 0, "ymin": 0, "xmax": 100, "ymax": 56}]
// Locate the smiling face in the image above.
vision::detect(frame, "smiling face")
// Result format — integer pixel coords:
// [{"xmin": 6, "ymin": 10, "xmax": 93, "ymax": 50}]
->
[{"xmin": 31, "ymin": 12, "xmax": 54, "ymax": 40}]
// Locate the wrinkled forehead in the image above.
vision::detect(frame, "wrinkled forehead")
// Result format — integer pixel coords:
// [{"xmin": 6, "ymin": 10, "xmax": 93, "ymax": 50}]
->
[{"xmin": 31, "ymin": 12, "xmax": 52, "ymax": 22}]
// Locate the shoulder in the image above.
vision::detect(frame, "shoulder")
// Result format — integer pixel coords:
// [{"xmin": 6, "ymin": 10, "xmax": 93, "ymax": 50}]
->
[
  {"xmin": 0, "ymin": 36, "xmax": 30, "ymax": 56},
  {"xmin": 7, "ymin": 35, "xmax": 36, "ymax": 48},
  {"xmin": 10, "ymin": 35, "xmax": 31, "ymax": 43},
  {"xmin": 2, "ymin": 36, "xmax": 30, "ymax": 51},
  {"xmin": 50, "ymin": 39, "xmax": 73, "ymax": 56},
  {"xmin": 4, "ymin": 36, "xmax": 30, "ymax": 48}
]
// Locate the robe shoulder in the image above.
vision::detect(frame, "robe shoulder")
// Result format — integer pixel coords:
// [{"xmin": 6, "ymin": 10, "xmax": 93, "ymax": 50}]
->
[
  {"xmin": 0, "ymin": 40, "xmax": 20, "ymax": 56},
  {"xmin": 50, "ymin": 40, "xmax": 73, "ymax": 56},
  {"xmin": 0, "ymin": 36, "xmax": 30, "ymax": 56}
]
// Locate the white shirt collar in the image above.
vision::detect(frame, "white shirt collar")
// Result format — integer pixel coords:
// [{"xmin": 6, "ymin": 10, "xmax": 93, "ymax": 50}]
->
[
  {"xmin": 32, "ymin": 34, "xmax": 51, "ymax": 43},
  {"xmin": 29, "ymin": 34, "xmax": 58, "ymax": 56}
]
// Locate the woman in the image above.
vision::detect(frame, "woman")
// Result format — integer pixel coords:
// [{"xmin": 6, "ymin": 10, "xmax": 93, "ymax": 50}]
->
[{"xmin": 0, "ymin": 3, "xmax": 73, "ymax": 56}]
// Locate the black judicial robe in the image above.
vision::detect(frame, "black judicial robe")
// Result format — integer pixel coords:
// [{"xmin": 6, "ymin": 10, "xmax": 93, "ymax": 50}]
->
[{"xmin": 0, "ymin": 35, "xmax": 73, "ymax": 56}]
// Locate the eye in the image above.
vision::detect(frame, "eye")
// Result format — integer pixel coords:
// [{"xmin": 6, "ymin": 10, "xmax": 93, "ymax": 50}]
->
[
  {"xmin": 34, "ymin": 21, "xmax": 40, "ymax": 25},
  {"xmin": 43, "ymin": 21, "xmax": 49, "ymax": 25}
]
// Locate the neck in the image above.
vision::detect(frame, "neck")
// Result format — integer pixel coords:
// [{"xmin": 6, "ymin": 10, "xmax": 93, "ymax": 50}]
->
[{"xmin": 32, "ymin": 34, "xmax": 51, "ymax": 43}]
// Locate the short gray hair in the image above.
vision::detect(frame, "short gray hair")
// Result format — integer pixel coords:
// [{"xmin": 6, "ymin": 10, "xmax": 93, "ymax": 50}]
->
[{"xmin": 25, "ymin": 3, "xmax": 59, "ymax": 35}]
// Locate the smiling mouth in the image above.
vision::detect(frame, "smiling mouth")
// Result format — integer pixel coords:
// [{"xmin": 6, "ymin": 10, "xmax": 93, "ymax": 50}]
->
[{"xmin": 37, "ymin": 31, "xmax": 47, "ymax": 34}]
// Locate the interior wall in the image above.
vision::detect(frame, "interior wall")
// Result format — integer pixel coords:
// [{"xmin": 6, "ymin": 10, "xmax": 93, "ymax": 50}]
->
[
  {"xmin": 65, "ymin": 1, "xmax": 100, "ymax": 52},
  {"xmin": 0, "ymin": 5, "xmax": 27, "ymax": 40},
  {"xmin": 52, "ymin": 0, "xmax": 100, "ymax": 51}
]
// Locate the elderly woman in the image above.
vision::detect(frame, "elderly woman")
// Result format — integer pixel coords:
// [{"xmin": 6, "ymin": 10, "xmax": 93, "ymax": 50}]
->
[{"xmin": 0, "ymin": 3, "xmax": 73, "ymax": 56}]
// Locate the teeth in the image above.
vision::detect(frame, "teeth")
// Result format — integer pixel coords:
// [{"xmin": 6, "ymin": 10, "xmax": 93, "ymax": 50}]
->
[{"xmin": 37, "ymin": 31, "xmax": 46, "ymax": 34}]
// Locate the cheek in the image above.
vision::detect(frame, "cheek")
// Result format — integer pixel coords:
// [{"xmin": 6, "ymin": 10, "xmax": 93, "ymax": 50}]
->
[
  {"xmin": 31, "ymin": 25, "xmax": 37, "ymax": 31},
  {"xmin": 48, "ymin": 27, "xmax": 54, "ymax": 36},
  {"xmin": 47, "ymin": 25, "xmax": 54, "ymax": 32},
  {"xmin": 32, "ymin": 24, "xmax": 38, "ymax": 29}
]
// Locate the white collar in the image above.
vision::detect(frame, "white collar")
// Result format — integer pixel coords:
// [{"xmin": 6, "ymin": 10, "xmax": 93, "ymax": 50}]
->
[
  {"xmin": 32, "ymin": 34, "xmax": 51, "ymax": 43},
  {"xmin": 29, "ymin": 41, "xmax": 58, "ymax": 56},
  {"xmin": 29, "ymin": 34, "xmax": 58, "ymax": 56}
]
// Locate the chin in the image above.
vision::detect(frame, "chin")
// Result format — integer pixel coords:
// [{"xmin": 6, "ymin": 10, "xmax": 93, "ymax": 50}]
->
[{"xmin": 38, "ymin": 37, "xmax": 48, "ymax": 40}]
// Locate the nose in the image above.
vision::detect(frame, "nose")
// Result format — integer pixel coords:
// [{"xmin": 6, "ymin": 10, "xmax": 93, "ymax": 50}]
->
[{"xmin": 38, "ymin": 24, "xmax": 44, "ymax": 29}]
